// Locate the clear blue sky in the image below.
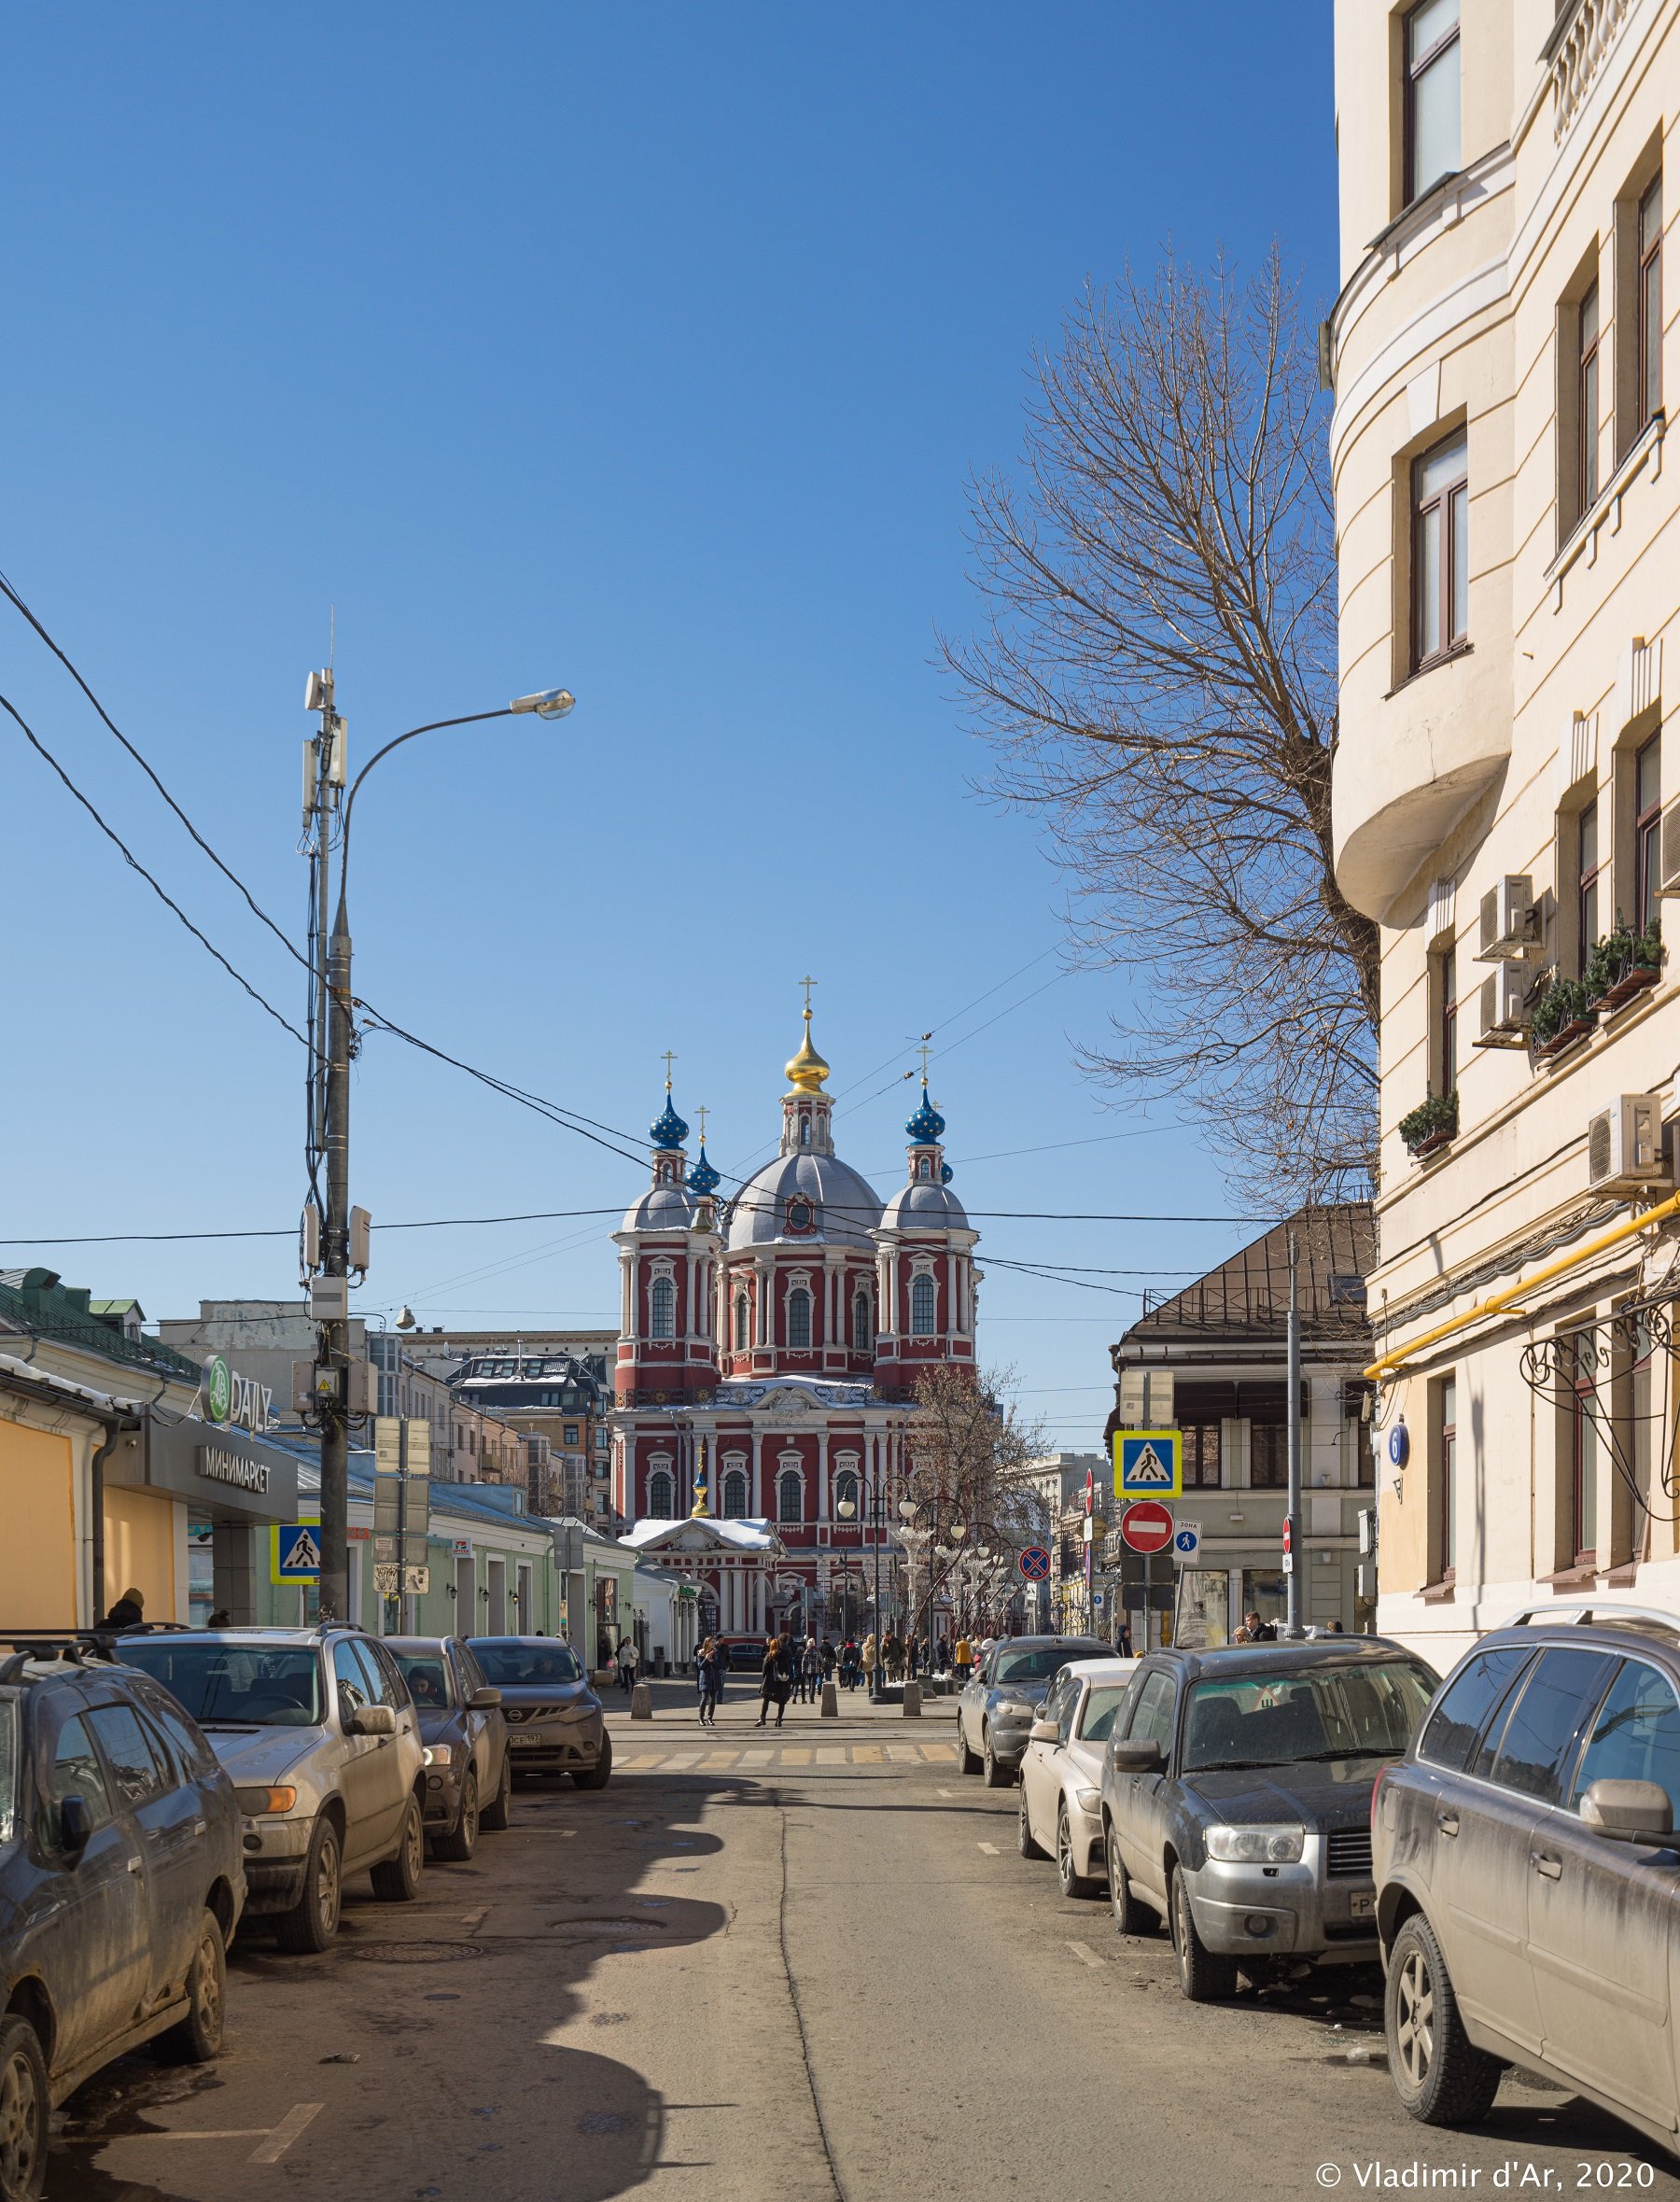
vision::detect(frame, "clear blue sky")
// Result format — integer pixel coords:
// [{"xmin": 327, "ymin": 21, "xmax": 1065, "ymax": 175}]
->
[{"xmin": 0, "ymin": 5, "xmax": 1336, "ymax": 1450}]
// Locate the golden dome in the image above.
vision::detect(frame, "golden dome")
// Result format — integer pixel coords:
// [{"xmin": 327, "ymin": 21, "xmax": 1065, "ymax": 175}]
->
[{"xmin": 784, "ymin": 1009, "xmax": 831, "ymax": 1094}]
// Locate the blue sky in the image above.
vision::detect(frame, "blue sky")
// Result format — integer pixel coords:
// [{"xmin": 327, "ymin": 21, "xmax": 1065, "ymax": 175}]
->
[{"xmin": 0, "ymin": 5, "xmax": 1336, "ymax": 1449}]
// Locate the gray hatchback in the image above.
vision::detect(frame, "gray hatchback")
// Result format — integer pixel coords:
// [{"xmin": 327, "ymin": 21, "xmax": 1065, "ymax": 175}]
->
[
  {"xmin": 468, "ymin": 1637, "xmax": 610, "ymax": 1789},
  {"xmin": 386, "ymin": 1637, "xmax": 511, "ymax": 1860},
  {"xmin": 1374, "ymin": 1604, "xmax": 1680, "ymax": 2152}
]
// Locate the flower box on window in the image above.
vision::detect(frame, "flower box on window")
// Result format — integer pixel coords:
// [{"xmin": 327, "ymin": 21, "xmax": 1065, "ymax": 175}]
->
[
  {"xmin": 1398, "ymin": 1091, "xmax": 1458, "ymax": 1159},
  {"xmin": 1584, "ymin": 923, "xmax": 1664, "ymax": 1014},
  {"xmin": 1530, "ymin": 975, "xmax": 1597, "ymax": 1060}
]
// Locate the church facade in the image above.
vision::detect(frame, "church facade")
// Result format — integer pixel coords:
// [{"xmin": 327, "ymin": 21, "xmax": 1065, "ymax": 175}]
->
[{"xmin": 609, "ymin": 1009, "xmax": 979, "ymax": 1639}]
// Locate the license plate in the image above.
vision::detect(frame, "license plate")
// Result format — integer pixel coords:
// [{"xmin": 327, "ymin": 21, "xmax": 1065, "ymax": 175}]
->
[
  {"xmin": 509, "ymin": 1734, "xmax": 550, "ymax": 1748},
  {"xmin": 1349, "ymin": 1893, "xmax": 1375, "ymax": 1919}
]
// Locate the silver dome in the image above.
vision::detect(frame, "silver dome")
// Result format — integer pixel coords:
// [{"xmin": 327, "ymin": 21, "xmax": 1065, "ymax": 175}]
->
[
  {"xmin": 622, "ymin": 1183, "xmax": 701, "ymax": 1232},
  {"xmin": 879, "ymin": 1179, "xmax": 971, "ymax": 1232},
  {"xmin": 725, "ymin": 1151, "xmax": 883, "ymax": 1250}
]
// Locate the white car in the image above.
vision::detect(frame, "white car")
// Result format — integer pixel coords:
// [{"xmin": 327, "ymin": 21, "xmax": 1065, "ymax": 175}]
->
[{"xmin": 1017, "ymin": 1657, "xmax": 1140, "ymax": 1897}]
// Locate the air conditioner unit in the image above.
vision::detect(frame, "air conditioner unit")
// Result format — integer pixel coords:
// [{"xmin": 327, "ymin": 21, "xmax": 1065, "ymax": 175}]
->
[
  {"xmin": 1587, "ymin": 1093, "xmax": 1671, "ymax": 1192},
  {"xmin": 1473, "ymin": 962, "xmax": 1532, "ymax": 1047},
  {"xmin": 1477, "ymin": 875, "xmax": 1539, "ymax": 961},
  {"xmin": 1658, "ymin": 797, "xmax": 1680, "ymax": 898}
]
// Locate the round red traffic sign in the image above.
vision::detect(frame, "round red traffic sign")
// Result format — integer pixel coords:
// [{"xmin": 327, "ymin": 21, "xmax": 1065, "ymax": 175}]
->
[{"xmin": 1119, "ymin": 1500, "xmax": 1174, "ymax": 1555}]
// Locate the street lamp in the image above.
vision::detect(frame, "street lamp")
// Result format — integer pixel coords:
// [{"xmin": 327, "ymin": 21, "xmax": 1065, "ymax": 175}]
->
[
  {"xmin": 834, "ymin": 1469, "xmax": 895, "ymax": 1700},
  {"xmin": 303, "ymin": 674, "xmax": 574, "ymax": 1622}
]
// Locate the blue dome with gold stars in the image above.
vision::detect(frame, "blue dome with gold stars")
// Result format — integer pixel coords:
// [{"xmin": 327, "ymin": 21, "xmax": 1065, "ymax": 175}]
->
[
  {"xmin": 905, "ymin": 1082, "xmax": 945, "ymax": 1143},
  {"xmin": 688, "ymin": 1146, "xmax": 721, "ymax": 1197},
  {"xmin": 650, "ymin": 1095, "xmax": 689, "ymax": 1151}
]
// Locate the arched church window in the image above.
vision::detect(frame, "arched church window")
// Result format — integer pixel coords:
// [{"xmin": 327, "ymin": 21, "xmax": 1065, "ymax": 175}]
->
[
  {"xmin": 648, "ymin": 1469, "xmax": 675, "ymax": 1520},
  {"xmin": 834, "ymin": 1467, "xmax": 858, "ymax": 1516},
  {"xmin": 910, "ymin": 1275, "xmax": 936, "ymax": 1336},
  {"xmin": 722, "ymin": 1468, "xmax": 749, "ymax": 1519},
  {"xmin": 650, "ymin": 1276, "xmax": 676, "ymax": 1339},
  {"xmin": 787, "ymin": 1198, "xmax": 813, "ymax": 1232},
  {"xmin": 852, "ymin": 1289, "xmax": 872, "ymax": 1351},
  {"xmin": 800, "ymin": 1115, "xmax": 811, "ymax": 1146},
  {"xmin": 917, "ymin": 1156, "xmax": 931, "ymax": 1180},
  {"xmin": 777, "ymin": 1469, "xmax": 804, "ymax": 1524},
  {"xmin": 788, "ymin": 1286, "xmax": 812, "ymax": 1349},
  {"xmin": 734, "ymin": 1291, "xmax": 750, "ymax": 1353}
]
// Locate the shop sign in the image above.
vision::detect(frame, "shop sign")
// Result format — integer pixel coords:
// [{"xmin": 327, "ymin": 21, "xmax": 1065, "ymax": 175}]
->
[
  {"xmin": 197, "ymin": 1446, "xmax": 270, "ymax": 1495},
  {"xmin": 203, "ymin": 1354, "xmax": 273, "ymax": 1435}
]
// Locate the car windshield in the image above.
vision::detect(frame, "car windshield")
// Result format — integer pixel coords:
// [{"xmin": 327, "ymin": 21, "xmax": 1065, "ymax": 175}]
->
[
  {"xmin": 1080, "ymin": 1685, "xmax": 1132, "ymax": 1743},
  {"xmin": 996, "ymin": 1644, "xmax": 1104, "ymax": 1685},
  {"xmin": 120, "ymin": 1641, "xmax": 323, "ymax": 1727},
  {"xmin": 392, "ymin": 1653, "xmax": 454, "ymax": 1708},
  {"xmin": 1181, "ymin": 1661, "xmax": 1437, "ymax": 1773},
  {"xmin": 470, "ymin": 1642, "xmax": 582, "ymax": 1686}
]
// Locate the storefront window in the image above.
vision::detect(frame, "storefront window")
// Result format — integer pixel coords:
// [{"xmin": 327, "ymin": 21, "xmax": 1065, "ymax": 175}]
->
[
  {"xmin": 1173, "ymin": 1569, "xmax": 1231, "ymax": 1650},
  {"xmin": 1240, "ymin": 1568, "xmax": 1287, "ymax": 1630}
]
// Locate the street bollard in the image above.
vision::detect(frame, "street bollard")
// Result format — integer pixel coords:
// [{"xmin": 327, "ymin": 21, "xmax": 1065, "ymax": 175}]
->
[
  {"xmin": 902, "ymin": 1681, "xmax": 922, "ymax": 1717},
  {"xmin": 820, "ymin": 1680, "xmax": 838, "ymax": 1718},
  {"xmin": 631, "ymin": 1680, "xmax": 653, "ymax": 1721}
]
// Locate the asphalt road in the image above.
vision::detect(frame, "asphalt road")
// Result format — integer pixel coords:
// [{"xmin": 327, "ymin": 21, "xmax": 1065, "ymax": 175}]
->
[{"xmin": 47, "ymin": 1678, "xmax": 1680, "ymax": 2202}]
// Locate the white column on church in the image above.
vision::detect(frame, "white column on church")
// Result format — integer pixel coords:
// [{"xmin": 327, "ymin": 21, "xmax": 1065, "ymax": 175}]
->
[
  {"xmin": 751, "ymin": 1429, "xmax": 763, "ymax": 1517},
  {"xmin": 818, "ymin": 1431, "xmax": 830, "ymax": 1522}
]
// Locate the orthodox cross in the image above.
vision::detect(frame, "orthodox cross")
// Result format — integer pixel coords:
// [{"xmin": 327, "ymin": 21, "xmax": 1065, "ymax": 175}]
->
[
  {"xmin": 799, "ymin": 975, "xmax": 818, "ymax": 1017},
  {"xmin": 660, "ymin": 1048, "xmax": 678, "ymax": 1091},
  {"xmin": 916, "ymin": 1040, "xmax": 933, "ymax": 1084},
  {"xmin": 697, "ymin": 1104, "xmax": 709, "ymax": 1143}
]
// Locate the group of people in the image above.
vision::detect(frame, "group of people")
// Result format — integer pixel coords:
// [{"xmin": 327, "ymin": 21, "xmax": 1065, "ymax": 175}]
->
[{"xmin": 683, "ymin": 1630, "xmax": 959, "ymax": 1729}]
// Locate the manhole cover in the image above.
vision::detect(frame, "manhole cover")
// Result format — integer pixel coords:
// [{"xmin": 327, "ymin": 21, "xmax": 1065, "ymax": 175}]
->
[{"xmin": 346, "ymin": 1942, "xmax": 487, "ymax": 1965}]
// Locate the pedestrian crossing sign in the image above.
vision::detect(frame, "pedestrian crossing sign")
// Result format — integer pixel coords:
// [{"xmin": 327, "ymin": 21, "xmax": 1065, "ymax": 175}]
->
[
  {"xmin": 272, "ymin": 1517, "xmax": 322, "ymax": 1584},
  {"xmin": 1114, "ymin": 1429, "xmax": 1183, "ymax": 1500}
]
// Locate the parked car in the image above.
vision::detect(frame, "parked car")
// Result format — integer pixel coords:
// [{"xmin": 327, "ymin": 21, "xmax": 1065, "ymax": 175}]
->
[
  {"xmin": 468, "ymin": 1637, "xmax": 610, "ymax": 1789},
  {"xmin": 957, "ymin": 1635, "xmax": 1109, "ymax": 1787},
  {"xmin": 1100, "ymin": 1637, "xmax": 1438, "ymax": 2000},
  {"xmin": 1017, "ymin": 1657, "xmax": 1139, "ymax": 1895},
  {"xmin": 120, "ymin": 1626, "xmax": 427, "ymax": 1953},
  {"xmin": 0, "ymin": 1640, "xmax": 245, "ymax": 2198},
  {"xmin": 718, "ymin": 1634, "xmax": 768, "ymax": 1675},
  {"xmin": 1373, "ymin": 1603, "xmax": 1680, "ymax": 2151},
  {"xmin": 386, "ymin": 1636, "xmax": 511, "ymax": 1860}
]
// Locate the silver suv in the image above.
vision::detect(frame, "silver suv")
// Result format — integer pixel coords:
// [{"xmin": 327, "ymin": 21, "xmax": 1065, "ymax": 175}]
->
[
  {"xmin": 1373, "ymin": 1604, "xmax": 1680, "ymax": 2153},
  {"xmin": 120, "ymin": 1627, "xmax": 427, "ymax": 1952}
]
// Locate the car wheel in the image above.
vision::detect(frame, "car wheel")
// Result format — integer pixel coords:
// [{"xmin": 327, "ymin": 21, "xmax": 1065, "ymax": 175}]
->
[
  {"xmin": 1106, "ymin": 1826, "xmax": 1149, "ymax": 1936},
  {"xmin": 1386, "ymin": 1913, "xmax": 1503, "ymax": 2126},
  {"xmin": 957, "ymin": 1716, "xmax": 981, "ymax": 1776},
  {"xmin": 480, "ymin": 1751, "xmax": 512, "ymax": 1832},
  {"xmin": 371, "ymin": 1797, "xmax": 425, "ymax": 1900},
  {"xmin": 273, "ymin": 1814, "xmax": 343, "ymax": 1954},
  {"xmin": 433, "ymin": 1773, "xmax": 479, "ymax": 1863},
  {"xmin": 0, "ymin": 2014, "xmax": 49, "ymax": 2202},
  {"xmin": 573, "ymin": 1732, "xmax": 613, "ymax": 1791},
  {"xmin": 1169, "ymin": 1866, "xmax": 1238, "ymax": 2002},
  {"xmin": 1057, "ymin": 1802, "xmax": 1094, "ymax": 1898},
  {"xmin": 982, "ymin": 1732, "xmax": 1010, "ymax": 1788},
  {"xmin": 151, "ymin": 1909, "xmax": 226, "ymax": 2064},
  {"xmin": 1017, "ymin": 1786, "xmax": 1048, "ymax": 1859}
]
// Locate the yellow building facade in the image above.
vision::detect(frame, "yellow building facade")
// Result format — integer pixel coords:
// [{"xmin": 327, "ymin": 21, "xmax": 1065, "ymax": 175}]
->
[{"xmin": 1331, "ymin": 0, "xmax": 1680, "ymax": 1658}]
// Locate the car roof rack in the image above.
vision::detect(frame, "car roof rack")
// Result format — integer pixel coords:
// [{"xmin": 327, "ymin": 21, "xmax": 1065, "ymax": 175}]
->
[
  {"xmin": 0, "ymin": 1630, "xmax": 124, "ymax": 1683},
  {"xmin": 1504, "ymin": 1602, "xmax": 1680, "ymax": 1638}
]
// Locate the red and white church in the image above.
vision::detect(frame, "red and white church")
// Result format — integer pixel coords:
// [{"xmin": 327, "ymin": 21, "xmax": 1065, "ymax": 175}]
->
[{"xmin": 612, "ymin": 1008, "xmax": 979, "ymax": 1640}]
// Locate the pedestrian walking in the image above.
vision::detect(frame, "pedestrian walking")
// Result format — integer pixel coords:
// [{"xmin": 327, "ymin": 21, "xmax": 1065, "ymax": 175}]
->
[
  {"xmin": 819, "ymin": 1638, "xmax": 836, "ymax": 1680},
  {"xmin": 618, "ymin": 1637, "xmax": 639, "ymax": 1695},
  {"xmin": 905, "ymin": 1634, "xmax": 920, "ymax": 1680},
  {"xmin": 953, "ymin": 1632, "xmax": 971, "ymax": 1680},
  {"xmin": 757, "ymin": 1635, "xmax": 792, "ymax": 1729},
  {"xmin": 801, "ymin": 1637, "xmax": 820, "ymax": 1703},
  {"xmin": 102, "ymin": 1586, "xmax": 145, "ymax": 1630},
  {"xmin": 695, "ymin": 1637, "xmax": 721, "ymax": 1726},
  {"xmin": 1114, "ymin": 1620, "xmax": 1135, "ymax": 1658},
  {"xmin": 840, "ymin": 1637, "xmax": 860, "ymax": 1690},
  {"xmin": 861, "ymin": 1631, "xmax": 878, "ymax": 1695},
  {"xmin": 1244, "ymin": 1608, "xmax": 1278, "ymax": 1643}
]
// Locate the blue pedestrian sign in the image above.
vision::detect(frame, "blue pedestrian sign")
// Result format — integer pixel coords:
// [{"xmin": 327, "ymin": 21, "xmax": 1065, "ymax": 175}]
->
[
  {"xmin": 1114, "ymin": 1428, "xmax": 1183, "ymax": 1500},
  {"xmin": 1171, "ymin": 1522, "xmax": 1202, "ymax": 1564},
  {"xmin": 1018, "ymin": 1545, "xmax": 1052, "ymax": 1582},
  {"xmin": 271, "ymin": 1520, "xmax": 322, "ymax": 1585}
]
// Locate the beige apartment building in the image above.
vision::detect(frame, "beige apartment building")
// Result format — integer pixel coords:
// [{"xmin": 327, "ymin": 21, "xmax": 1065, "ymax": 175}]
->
[{"xmin": 1331, "ymin": 0, "xmax": 1680, "ymax": 1659}]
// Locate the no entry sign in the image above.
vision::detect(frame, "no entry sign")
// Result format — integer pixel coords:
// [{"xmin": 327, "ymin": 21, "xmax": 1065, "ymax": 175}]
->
[{"xmin": 1119, "ymin": 1500, "xmax": 1174, "ymax": 1556}]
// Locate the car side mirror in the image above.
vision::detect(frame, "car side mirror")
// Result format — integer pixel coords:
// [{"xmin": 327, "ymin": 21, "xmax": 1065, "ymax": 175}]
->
[
  {"xmin": 1580, "ymin": 1777, "xmax": 1675, "ymax": 1845},
  {"xmin": 58, "ymin": 1793, "xmax": 93, "ymax": 1859},
  {"xmin": 1110, "ymin": 1738, "xmax": 1165, "ymax": 1774},
  {"xmin": 469, "ymin": 1687, "xmax": 502, "ymax": 1711},
  {"xmin": 1029, "ymin": 1718, "xmax": 1059, "ymax": 1746},
  {"xmin": 347, "ymin": 1704, "xmax": 398, "ymax": 1738}
]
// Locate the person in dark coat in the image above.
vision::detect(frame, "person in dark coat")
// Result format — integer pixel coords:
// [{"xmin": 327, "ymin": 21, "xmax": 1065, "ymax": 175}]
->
[
  {"xmin": 756, "ymin": 1635, "xmax": 791, "ymax": 1729},
  {"xmin": 102, "ymin": 1587, "xmax": 145, "ymax": 1630},
  {"xmin": 695, "ymin": 1637, "xmax": 721, "ymax": 1727}
]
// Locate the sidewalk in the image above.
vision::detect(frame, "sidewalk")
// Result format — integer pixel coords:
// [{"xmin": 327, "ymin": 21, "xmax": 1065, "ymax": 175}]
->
[{"xmin": 603, "ymin": 1671, "xmax": 959, "ymax": 1733}]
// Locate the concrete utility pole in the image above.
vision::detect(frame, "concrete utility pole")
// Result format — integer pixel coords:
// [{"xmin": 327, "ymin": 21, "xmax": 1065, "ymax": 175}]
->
[{"xmin": 1284, "ymin": 1229, "xmax": 1304, "ymax": 1640}]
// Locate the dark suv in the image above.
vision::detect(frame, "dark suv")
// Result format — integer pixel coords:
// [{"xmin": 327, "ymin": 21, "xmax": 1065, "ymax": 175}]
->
[
  {"xmin": 0, "ymin": 1640, "xmax": 245, "ymax": 2199},
  {"xmin": 1374, "ymin": 1603, "xmax": 1680, "ymax": 2152},
  {"xmin": 1099, "ymin": 1637, "xmax": 1438, "ymax": 1999}
]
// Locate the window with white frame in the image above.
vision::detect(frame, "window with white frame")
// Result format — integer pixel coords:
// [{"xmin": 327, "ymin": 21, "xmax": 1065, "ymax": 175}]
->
[
  {"xmin": 852, "ymin": 1288, "xmax": 872, "ymax": 1351},
  {"xmin": 734, "ymin": 1290, "xmax": 750, "ymax": 1352},
  {"xmin": 910, "ymin": 1273, "xmax": 936, "ymax": 1336},
  {"xmin": 650, "ymin": 1274, "xmax": 676, "ymax": 1340},
  {"xmin": 721, "ymin": 1466, "xmax": 749, "ymax": 1519},
  {"xmin": 648, "ymin": 1466, "xmax": 676, "ymax": 1520},
  {"xmin": 777, "ymin": 1466, "xmax": 804, "ymax": 1524},
  {"xmin": 833, "ymin": 1458, "xmax": 859, "ymax": 1516},
  {"xmin": 788, "ymin": 1285, "xmax": 813, "ymax": 1349}
]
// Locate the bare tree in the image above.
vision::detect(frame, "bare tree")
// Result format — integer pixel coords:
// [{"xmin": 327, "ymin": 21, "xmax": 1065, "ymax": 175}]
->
[
  {"xmin": 945, "ymin": 246, "xmax": 1378, "ymax": 1205},
  {"xmin": 903, "ymin": 1365, "xmax": 1047, "ymax": 1542}
]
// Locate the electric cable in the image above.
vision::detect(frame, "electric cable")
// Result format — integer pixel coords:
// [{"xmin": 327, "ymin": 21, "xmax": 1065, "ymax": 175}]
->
[{"xmin": 0, "ymin": 688, "xmax": 306, "ymax": 1046}]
